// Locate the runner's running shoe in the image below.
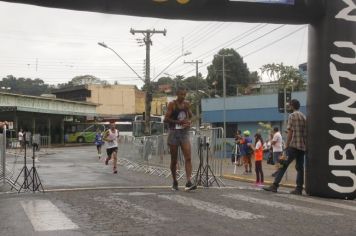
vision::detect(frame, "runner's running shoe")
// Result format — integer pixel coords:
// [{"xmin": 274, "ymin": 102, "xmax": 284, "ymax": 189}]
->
[
  {"xmin": 185, "ymin": 181, "xmax": 197, "ymax": 191},
  {"xmin": 172, "ymin": 180, "xmax": 179, "ymax": 191}
]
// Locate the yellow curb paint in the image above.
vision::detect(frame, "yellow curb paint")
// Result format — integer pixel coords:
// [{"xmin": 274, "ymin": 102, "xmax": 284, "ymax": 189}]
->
[{"xmin": 222, "ymin": 175, "xmax": 296, "ymax": 188}]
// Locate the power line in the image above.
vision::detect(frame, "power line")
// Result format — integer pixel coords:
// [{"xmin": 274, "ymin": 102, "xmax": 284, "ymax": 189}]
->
[
  {"xmin": 243, "ymin": 25, "xmax": 306, "ymax": 58},
  {"xmin": 175, "ymin": 25, "xmax": 287, "ymax": 78},
  {"xmin": 167, "ymin": 23, "xmax": 269, "ymax": 76}
]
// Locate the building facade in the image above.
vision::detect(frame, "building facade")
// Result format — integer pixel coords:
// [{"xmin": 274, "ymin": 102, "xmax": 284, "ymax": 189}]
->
[
  {"xmin": 0, "ymin": 92, "xmax": 97, "ymax": 144},
  {"xmin": 201, "ymin": 91, "xmax": 307, "ymax": 139},
  {"xmin": 52, "ymin": 84, "xmax": 168, "ymax": 117},
  {"xmin": 52, "ymin": 84, "xmax": 145, "ymax": 116}
]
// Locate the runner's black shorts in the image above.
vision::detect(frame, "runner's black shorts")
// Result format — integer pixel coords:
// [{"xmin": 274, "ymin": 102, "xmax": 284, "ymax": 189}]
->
[{"xmin": 106, "ymin": 147, "xmax": 118, "ymax": 157}]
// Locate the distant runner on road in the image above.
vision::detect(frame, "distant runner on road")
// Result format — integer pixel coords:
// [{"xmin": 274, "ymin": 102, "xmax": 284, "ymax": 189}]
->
[{"xmin": 103, "ymin": 121, "xmax": 119, "ymax": 174}]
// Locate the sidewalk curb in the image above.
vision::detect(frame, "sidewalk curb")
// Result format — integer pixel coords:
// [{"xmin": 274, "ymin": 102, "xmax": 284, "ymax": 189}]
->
[{"xmin": 222, "ymin": 174, "xmax": 296, "ymax": 189}]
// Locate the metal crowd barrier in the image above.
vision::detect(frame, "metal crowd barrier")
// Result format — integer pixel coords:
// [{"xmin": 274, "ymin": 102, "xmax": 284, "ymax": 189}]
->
[
  {"xmin": 39, "ymin": 135, "xmax": 50, "ymax": 154},
  {"xmin": 117, "ymin": 127, "xmax": 226, "ymax": 186},
  {"xmin": 0, "ymin": 127, "xmax": 20, "ymax": 190},
  {"xmin": 6, "ymin": 134, "xmax": 50, "ymax": 155}
]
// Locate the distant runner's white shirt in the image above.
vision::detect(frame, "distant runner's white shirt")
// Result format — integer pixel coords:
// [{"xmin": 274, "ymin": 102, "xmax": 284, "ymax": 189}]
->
[
  {"xmin": 272, "ymin": 131, "xmax": 283, "ymax": 152},
  {"xmin": 18, "ymin": 131, "xmax": 23, "ymax": 141},
  {"xmin": 106, "ymin": 129, "xmax": 119, "ymax": 149}
]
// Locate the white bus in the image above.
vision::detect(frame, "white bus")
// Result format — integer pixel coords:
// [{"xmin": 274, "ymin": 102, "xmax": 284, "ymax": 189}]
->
[
  {"xmin": 116, "ymin": 121, "xmax": 133, "ymax": 136},
  {"xmin": 133, "ymin": 115, "xmax": 166, "ymax": 137}
]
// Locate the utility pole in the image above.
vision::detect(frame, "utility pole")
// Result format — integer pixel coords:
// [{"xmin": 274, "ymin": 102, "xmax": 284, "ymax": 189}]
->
[
  {"xmin": 184, "ymin": 60, "xmax": 203, "ymax": 131},
  {"xmin": 130, "ymin": 28, "xmax": 166, "ymax": 135}
]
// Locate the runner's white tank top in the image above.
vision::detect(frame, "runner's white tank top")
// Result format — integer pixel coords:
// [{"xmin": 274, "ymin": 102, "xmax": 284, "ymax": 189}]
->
[{"xmin": 106, "ymin": 129, "xmax": 118, "ymax": 149}]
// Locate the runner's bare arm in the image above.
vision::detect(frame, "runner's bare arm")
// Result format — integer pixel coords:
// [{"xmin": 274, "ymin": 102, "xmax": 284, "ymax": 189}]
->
[{"xmin": 164, "ymin": 101, "xmax": 182, "ymax": 124}]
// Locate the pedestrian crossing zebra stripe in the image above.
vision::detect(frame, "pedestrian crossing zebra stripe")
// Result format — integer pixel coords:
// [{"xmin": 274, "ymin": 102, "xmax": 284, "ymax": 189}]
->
[
  {"xmin": 21, "ymin": 200, "xmax": 79, "ymax": 232},
  {"xmin": 96, "ymin": 195, "xmax": 172, "ymax": 223},
  {"xmin": 276, "ymin": 194, "xmax": 356, "ymax": 212},
  {"xmin": 223, "ymin": 194, "xmax": 343, "ymax": 216},
  {"xmin": 158, "ymin": 194, "xmax": 264, "ymax": 220}
]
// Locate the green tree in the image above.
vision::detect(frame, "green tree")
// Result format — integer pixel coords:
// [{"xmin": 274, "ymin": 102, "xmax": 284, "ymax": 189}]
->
[
  {"xmin": 181, "ymin": 73, "xmax": 208, "ymax": 93},
  {"xmin": 206, "ymin": 48, "xmax": 258, "ymax": 96},
  {"xmin": 151, "ymin": 75, "xmax": 185, "ymax": 95},
  {"xmin": 0, "ymin": 75, "xmax": 50, "ymax": 96},
  {"xmin": 57, "ymin": 75, "xmax": 108, "ymax": 89},
  {"xmin": 261, "ymin": 63, "xmax": 305, "ymax": 91}
]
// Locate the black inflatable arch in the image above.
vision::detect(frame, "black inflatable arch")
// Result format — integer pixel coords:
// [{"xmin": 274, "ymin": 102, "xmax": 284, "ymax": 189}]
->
[{"xmin": 3, "ymin": 0, "xmax": 355, "ymax": 199}]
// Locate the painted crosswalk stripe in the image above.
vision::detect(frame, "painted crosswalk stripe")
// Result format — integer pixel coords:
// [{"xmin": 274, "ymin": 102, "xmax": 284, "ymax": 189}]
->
[
  {"xmin": 21, "ymin": 200, "xmax": 79, "ymax": 232},
  {"xmin": 223, "ymin": 194, "xmax": 343, "ymax": 216},
  {"xmin": 158, "ymin": 194, "xmax": 264, "ymax": 220},
  {"xmin": 113, "ymin": 192, "xmax": 157, "ymax": 196},
  {"xmin": 96, "ymin": 195, "xmax": 172, "ymax": 223},
  {"xmin": 276, "ymin": 194, "xmax": 356, "ymax": 212}
]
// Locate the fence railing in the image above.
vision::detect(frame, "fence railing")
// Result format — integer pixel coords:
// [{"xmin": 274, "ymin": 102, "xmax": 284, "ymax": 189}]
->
[
  {"xmin": 117, "ymin": 127, "xmax": 228, "ymax": 186},
  {"xmin": 0, "ymin": 127, "xmax": 19, "ymax": 189},
  {"xmin": 6, "ymin": 134, "xmax": 50, "ymax": 154}
]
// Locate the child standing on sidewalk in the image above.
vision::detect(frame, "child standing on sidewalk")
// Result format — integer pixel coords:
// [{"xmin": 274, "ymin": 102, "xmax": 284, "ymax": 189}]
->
[{"xmin": 253, "ymin": 133, "xmax": 264, "ymax": 186}]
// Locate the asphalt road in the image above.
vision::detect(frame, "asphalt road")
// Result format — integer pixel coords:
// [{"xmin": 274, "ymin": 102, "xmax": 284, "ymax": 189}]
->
[{"xmin": 1, "ymin": 146, "xmax": 355, "ymax": 236}]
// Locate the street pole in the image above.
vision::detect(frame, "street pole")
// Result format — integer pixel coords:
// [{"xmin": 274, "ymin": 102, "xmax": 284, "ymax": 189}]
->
[
  {"xmin": 130, "ymin": 28, "xmax": 166, "ymax": 135},
  {"xmin": 184, "ymin": 60, "xmax": 203, "ymax": 132},
  {"xmin": 217, "ymin": 54, "xmax": 232, "ymax": 161},
  {"xmin": 223, "ymin": 56, "xmax": 227, "ymax": 160},
  {"xmin": 283, "ymin": 86, "xmax": 288, "ymax": 134},
  {"xmin": 98, "ymin": 42, "xmax": 144, "ymax": 82}
]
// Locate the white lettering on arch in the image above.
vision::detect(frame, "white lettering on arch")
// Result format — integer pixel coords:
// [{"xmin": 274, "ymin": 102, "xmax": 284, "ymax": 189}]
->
[
  {"xmin": 328, "ymin": 62, "xmax": 356, "ymax": 114},
  {"xmin": 329, "ymin": 144, "xmax": 356, "ymax": 166},
  {"xmin": 336, "ymin": 0, "xmax": 356, "ymax": 22},
  {"xmin": 329, "ymin": 117, "xmax": 356, "ymax": 140},
  {"xmin": 328, "ymin": 170, "xmax": 356, "ymax": 193},
  {"xmin": 331, "ymin": 41, "xmax": 356, "ymax": 64}
]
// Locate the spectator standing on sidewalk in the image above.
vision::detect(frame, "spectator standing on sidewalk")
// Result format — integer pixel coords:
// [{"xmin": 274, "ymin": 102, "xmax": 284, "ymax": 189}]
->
[
  {"xmin": 232, "ymin": 130, "xmax": 243, "ymax": 167},
  {"xmin": 271, "ymin": 127, "xmax": 283, "ymax": 177},
  {"xmin": 103, "ymin": 121, "xmax": 119, "ymax": 174},
  {"xmin": 242, "ymin": 130, "xmax": 253, "ymax": 174},
  {"xmin": 164, "ymin": 87, "xmax": 197, "ymax": 191},
  {"xmin": 0, "ymin": 121, "xmax": 8, "ymax": 128},
  {"xmin": 252, "ymin": 133, "xmax": 264, "ymax": 186},
  {"xmin": 18, "ymin": 128, "xmax": 24, "ymax": 151},
  {"xmin": 264, "ymin": 99, "xmax": 307, "ymax": 195}
]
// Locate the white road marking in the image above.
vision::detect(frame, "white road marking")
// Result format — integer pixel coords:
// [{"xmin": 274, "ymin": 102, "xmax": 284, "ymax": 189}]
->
[
  {"xmin": 113, "ymin": 192, "xmax": 156, "ymax": 196},
  {"xmin": 234, "ymin": 185, "xmax": 291, "ymax": 194},
  {"xmin": 96, "ymin": 195, "xmax": 171, "ymax": 223},
  {"xmin": 276, "ymin": 194, "xmax": 356, "ymax": 212},
  {"xmin": 21, "ymin": 200, "xmax": 79, "ymax": 232},
  {"xmin": 223, "ymin": 194, "xmax": 343, "ymax": 216},
  {"xmin": 158, "ymin": 194, "xmax": 264, "ymax": 220}
]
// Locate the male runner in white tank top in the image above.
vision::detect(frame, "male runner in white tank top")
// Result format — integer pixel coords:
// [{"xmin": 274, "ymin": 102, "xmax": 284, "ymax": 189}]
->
[{"xmin": 104, "ymin": 121, "xmax": 119, "ymax": 174}]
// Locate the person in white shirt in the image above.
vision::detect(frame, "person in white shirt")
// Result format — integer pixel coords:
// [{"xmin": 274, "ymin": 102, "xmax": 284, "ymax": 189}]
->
[
  {"xmin": 18, "ymin": 128, "xmax": 24, "ymax": 151},
  {"xmin": 271, "ymin": 127, "xmax": 283, "ymax": 177},
  {"xmin": 0, "ymin": 121, "xmax": 8, "ymax": 129},
  {"xmin": 103, "ymin": 121, "xmax": 119, "ymax": 174}
]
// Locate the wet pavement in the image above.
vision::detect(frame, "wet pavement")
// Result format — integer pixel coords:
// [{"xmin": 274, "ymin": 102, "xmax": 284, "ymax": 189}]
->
[{"xmin": 1, "ymin": 146, "xmax": 355, "ymax": 236}]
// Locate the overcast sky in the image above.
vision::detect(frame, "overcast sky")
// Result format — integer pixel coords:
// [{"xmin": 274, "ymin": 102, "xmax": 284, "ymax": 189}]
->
[{"xmin": 0, "ymin": 1, "xmax": 308, "ymax": 88}]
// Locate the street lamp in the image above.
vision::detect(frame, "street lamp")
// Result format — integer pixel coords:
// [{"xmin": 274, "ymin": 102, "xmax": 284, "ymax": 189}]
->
[
  {"xmin": 152, "ymin": 51, "xmax": 191, "ymax": 81},
  {"xmin": 197, "ymin": 90, "xmax": 211, "ymax": 98},
  {"xmin": 98, "ymin": 42, "xmax": 144, "ymax": 82}
]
